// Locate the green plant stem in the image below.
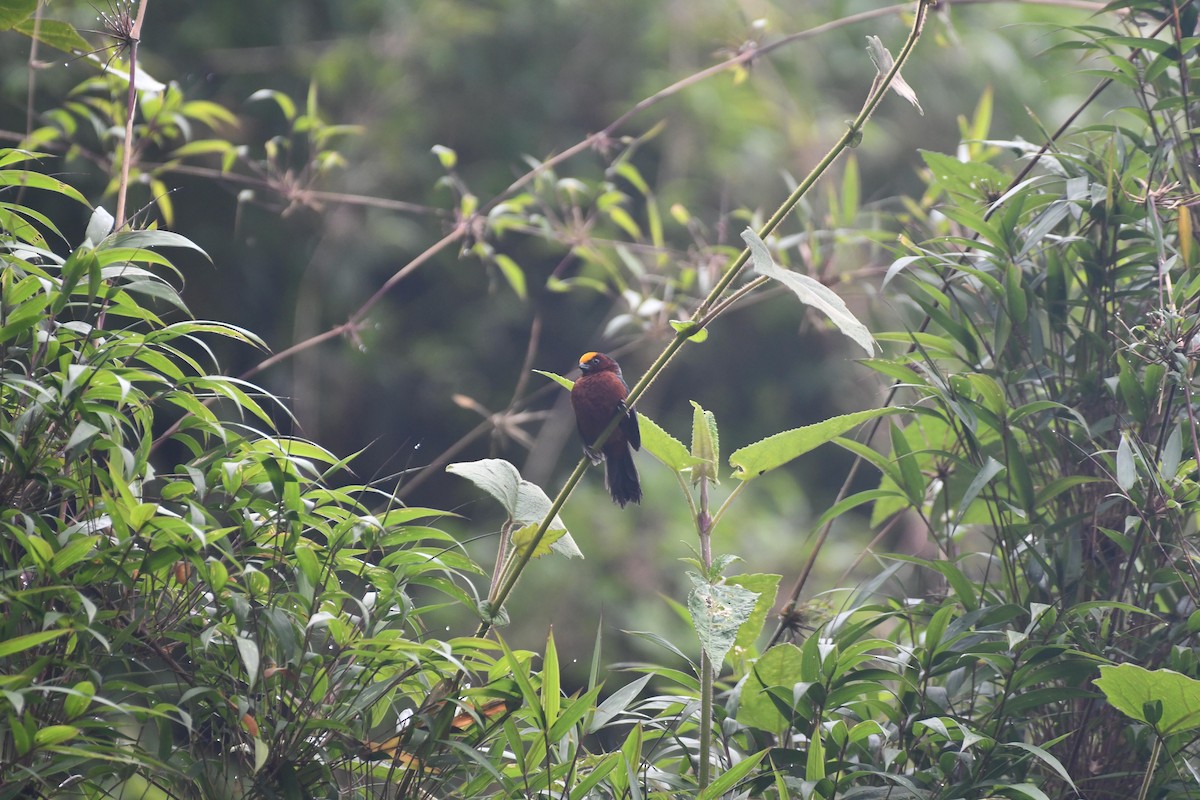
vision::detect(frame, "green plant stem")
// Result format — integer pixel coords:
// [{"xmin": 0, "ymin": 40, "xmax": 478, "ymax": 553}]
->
[
  {"xmin": 477, "ymin": 0, "xmax": 932, "ymax": 639},
  {"xmin": 697, "ymin": 476, "xmax": 714, "ymax": 791},
  {"xmin": 114, "ymin": 0, "xmax": 150, "ymax": 231},
  {"xmin": 1137, "ymin": 735, "xmax": 1162, "ymax": 800},
  {"xmin": 699, "ymin": 651, "xmax": 714, "ymax": 789}
]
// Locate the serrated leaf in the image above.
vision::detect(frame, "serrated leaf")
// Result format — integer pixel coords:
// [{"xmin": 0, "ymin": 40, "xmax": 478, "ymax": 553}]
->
[
  {"xmin": 638, "ymin": 412, "xmax": 698, "ymax": 473},
  {"xmin": 742, "ymin": 228, "xmax": 875, "ymax": 355},
  {"xmin": 688, "ymin": 577, "xmax": 758, "ymax": 674},
  {"xmin": 730, "ymin": 407, "xmax": 899, "ymax": 479},
  {"xmin": 511, "ymin": 523, "xmax": 566, "ymax": 559},
  {"xmin": 726, "ymin": 573, "xmax": 780, "ymax": 653}
]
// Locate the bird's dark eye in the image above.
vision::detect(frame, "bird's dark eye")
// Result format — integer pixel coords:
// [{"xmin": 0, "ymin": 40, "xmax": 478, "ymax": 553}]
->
[{"xmin": 590, "ymin": 356, "xmax": 600, "ymax": 364}]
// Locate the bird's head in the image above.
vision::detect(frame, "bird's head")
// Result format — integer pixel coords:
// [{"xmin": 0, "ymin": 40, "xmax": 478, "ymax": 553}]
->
[{"xmin": 578, "ymin": 351, "xmax": 620, "ymax": 376}]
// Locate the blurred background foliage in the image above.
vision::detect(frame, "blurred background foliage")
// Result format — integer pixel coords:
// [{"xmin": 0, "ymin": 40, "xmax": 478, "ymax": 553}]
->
[{"xmin": 0, "ymin": 0, "xmax": 1116, "ymax": 671}]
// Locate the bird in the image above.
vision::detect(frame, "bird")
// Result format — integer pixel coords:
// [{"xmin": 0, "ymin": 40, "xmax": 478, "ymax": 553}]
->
[{"xmin": 570, "ymin": 352, "xmax": 642, "ymax": 507}]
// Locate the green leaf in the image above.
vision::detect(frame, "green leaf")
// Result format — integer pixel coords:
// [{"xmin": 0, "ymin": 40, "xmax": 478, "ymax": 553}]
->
[
  {"xmin": 15, "ymin": 17, "xmax": 89, "ymax": 53},
  {"xmin": 511, "ymin": 523, "xmax": 566, "ymax": 559},
  {"xmin": 1096, "ymin": 664, "xmax": 1200, "ymax": 735},
  {"xmin": 690, "ymin": 401, "xmax": 719, "ymax": 485},
  {"xmin": 0, "ymin": 629, "xmax": 70, "ymax": 659},
  {"xmin": 493, "ymin": 254, "xmax": 527, "ymax": 300},
  {"xmin": 737, "ymin": 644, "xmax": 803, "ymax": 731},
  {"xmin": 105, "ymin": 230, "xmax": 210, "ymax": 259},
  {"xmin": 33, "ymin": 724, "xmax": 78, "ymax": 748},
  {"xmin": 0, "ymin": 169, "xmax": 87, "ymax": 204},
  {"xmin": 890, "ymin": 421, "xmax": 924, "ymax": 506},
  {"xmin": 697, "ymin": 750, "xmax": 769, "ymax": 800},
  {"xmin": 1115, "ymin": 433, "xmax": 1136, "ymax": 492},
  {"xmin": 533, "ymin": 369, "xmax": 574, "ymax": 391},
  {"xmin": 542, "ymin": 628, "xmax": 560, "ymax": 726},
  {"xmin": 62, "ymin": 681, "xmax": 95, "ymax": 720},
  {"xmin": 730, "ymin": 407, "xmax": 900, "ymax": 479},
  {"xmin": 0, "ymin": 0, "xmax": 37, "ymax": 30},
  {"xmin": 670, "ymin": 319, "xmax": 709, "ymax": 342},
  {"xmin": 445, "ymin": 459, "xmax": 579, "ymax": 558},
  {"xmin": 431, "ymin": 144, "xmax": 457, "ymax": 169},
  {"xmin": 236, "ymin": 637, "xmax": 260, "ymax": 689},
  {"xmin": 742, "ymin": 228, "xmax": 875, "ymax": 355},
  {"xmin": 725, "ymin": 573, "xmax": 781, "ymax": 653},
  {"xmin": 1117, "ymin": 354, "xmax": 1147, "ymax": 425},
  {"xmin": 956, "ymin": 456, "xmax": 1004, "ymax": 523},
  {"xmin": 638, "ymin": 413, "xmax": 698, "ymax": 473},
  {"xmin": 688, "ymin": 577, "xmax": 758, "ymax": 674}
]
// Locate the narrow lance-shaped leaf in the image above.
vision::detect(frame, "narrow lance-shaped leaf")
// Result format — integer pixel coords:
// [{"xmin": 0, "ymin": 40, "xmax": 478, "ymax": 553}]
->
[
  {"xmin": 742, "ymin": 228, "xmax": 875, "ymax": 355},
  {"xmin": 730, "ymin": 407, "xmax": 900, "ymax": 479},
  {"xmin": 690, "ymin": 401, "xmax": 719, "ymax": 485}
]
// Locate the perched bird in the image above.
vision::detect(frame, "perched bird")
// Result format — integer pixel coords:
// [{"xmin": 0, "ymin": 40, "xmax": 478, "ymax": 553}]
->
[{"xmin": 570, "ymin": 352, "xmax": 642, "ymax": 507}]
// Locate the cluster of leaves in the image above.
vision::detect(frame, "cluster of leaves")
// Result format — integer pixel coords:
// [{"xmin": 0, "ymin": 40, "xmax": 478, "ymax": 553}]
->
[{"xmin": 0, "ymin": 147, "xmax": 494, "ymax": 796}]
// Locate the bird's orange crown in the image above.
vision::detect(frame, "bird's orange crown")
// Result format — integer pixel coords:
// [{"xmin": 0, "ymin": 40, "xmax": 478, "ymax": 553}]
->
[{"xmin": 578, "ymin": 351, "xmax": 600, "ymax": 364}]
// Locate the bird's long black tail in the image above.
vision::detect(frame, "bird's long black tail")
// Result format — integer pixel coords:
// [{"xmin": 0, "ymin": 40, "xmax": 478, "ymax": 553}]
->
[{"xmin": 605, "ymin": 446, "xmax": 642, "ymax": 507}]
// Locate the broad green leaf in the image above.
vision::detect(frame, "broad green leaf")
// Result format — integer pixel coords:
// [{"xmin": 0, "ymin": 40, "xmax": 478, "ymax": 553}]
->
[
  {"xmin": 730, "ymin": 407, "xmax": 900, "ymax": 479},
  {"xmin": 743, "ymin": 228, "xmax": 874, "ymax": 355},
  {"xmin": 62, "ymin": 681, "xmax": 95, "ymax": 720},
  {"xmin": 0, "ymin": 0, "xmax": 37, "ymax": 30},
  {"xmin": 688, "ymin": 577, "xmax": 758, "ymax": 674},
  {"xmin": 726, "ymin": 573, "xmax": 780, "ymax": 653},
  {"xmin": 1096, "ymin": 664, "xmax": 1200, "ymax": 735},
  {"xmin": 639, "ymin": 413, "xmax": 698, "ymax": 473},
  {"xmin": 737, "ymin": 644, "xmax": 803, "ymax": 731},
  {"xmin": 511, "ymin": 523, "xmax": 566, "ymax": 559},
  {"xmin": 445, "ymin": 459, "xmax": 579, "ymax": 558}
]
